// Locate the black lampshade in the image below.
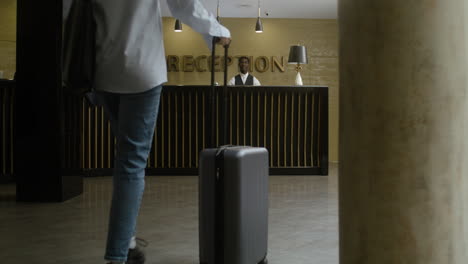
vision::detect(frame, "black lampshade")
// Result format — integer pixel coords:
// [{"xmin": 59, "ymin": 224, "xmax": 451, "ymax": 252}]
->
[
  {"xmin": 255, "ymin": 17, "xmax": 263, "ymax": 33},
  {"xmin": 288, "ymin": 45, "xmax": 308, "ymax": 64},
  {"xmin": 174, "ymin": 19, "xmax": 182, "ymax": 32}
]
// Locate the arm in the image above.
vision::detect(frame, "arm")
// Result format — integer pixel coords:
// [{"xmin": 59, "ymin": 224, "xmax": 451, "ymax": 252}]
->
[
  {"xmin": 228, "ymin": 77, "xmax": 236, "ymax": 86},
  {"xmin": 166, "ymin": 0, "xmax": 231, "ymax": 49},
  {"xmin": 253, "ymin": 76, "xmax": 261, "ymax": 86}
]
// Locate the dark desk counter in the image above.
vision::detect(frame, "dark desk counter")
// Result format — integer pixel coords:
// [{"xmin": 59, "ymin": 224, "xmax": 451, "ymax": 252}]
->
[
  {"xmin": 81, "ymin": 85, "xmax": 328, "ymax": 175},
  {"xmin": 1, "ymin": 84, "xmax": 328, "ymax": 179}
]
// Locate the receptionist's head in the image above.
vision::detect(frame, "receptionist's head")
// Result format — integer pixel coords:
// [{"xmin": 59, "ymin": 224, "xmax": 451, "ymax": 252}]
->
[{"xmin": 238, "ymin": 56, "xmax": 250, "ymax": 74}]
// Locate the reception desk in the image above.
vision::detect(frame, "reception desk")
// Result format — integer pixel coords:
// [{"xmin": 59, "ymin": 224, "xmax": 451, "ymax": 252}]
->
[
  {"xmin": 80, "ymin": 85, "xmax": 328, "ymax": 175},
  {"xmin": 0, "ymin": 84, "xmax": 328, "ymax": 180}
]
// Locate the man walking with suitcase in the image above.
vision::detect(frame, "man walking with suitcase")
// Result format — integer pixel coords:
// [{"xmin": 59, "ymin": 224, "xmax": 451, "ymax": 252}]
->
[{"xmin": 69, "ymin": 0, "xmax": 232, "ymax": 263}]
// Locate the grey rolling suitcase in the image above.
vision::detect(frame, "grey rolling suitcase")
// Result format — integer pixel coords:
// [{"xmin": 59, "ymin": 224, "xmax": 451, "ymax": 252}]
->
[
  {"xmin": 198, "ymin": 39, "xmax": 269, "ymax": 264},
  {"xmin": 199, "ymin": 146, "xmax": 269, "ymax": 264}
]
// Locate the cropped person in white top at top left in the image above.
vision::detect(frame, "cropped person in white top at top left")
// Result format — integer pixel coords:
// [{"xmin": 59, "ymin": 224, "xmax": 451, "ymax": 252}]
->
[{"xmin": 64, "ymin": 0, "xmax": 231, "ymax": 263}]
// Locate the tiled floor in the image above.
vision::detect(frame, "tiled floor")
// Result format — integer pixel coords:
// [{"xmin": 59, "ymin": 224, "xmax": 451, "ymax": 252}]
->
[{"xmin": 0, "ymin": 164, "xmax": 338, "ymax": 264}]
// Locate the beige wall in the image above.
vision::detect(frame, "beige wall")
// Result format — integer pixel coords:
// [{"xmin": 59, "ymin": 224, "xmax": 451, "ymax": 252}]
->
[
  {"xmin": 0, "ymin": 0, "xmax": 16, "ymax": 80},
  {"xmin": 163, "ymin": 17, "xmax": 339, "ymax": 162}
]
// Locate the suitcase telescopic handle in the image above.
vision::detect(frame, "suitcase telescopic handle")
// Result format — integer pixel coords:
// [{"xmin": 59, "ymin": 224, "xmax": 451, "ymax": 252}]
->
[
  {"xmin": 223, "ymin": 44, "xmax": 228, "ymax": 87},
  {"xmin": 210, "ymin": 37, "xmax": 217, "ymax": 87},
  {"xmin": 221, "ymin": 41, "xmax": 228, "ymax": 146},
  {"xmin": 211, "ymin": 37, "xmax": 230, "ymax": 86},
  {"xmin": 209, "ymin": 37, "xmax": 229, "ymax": 147}
]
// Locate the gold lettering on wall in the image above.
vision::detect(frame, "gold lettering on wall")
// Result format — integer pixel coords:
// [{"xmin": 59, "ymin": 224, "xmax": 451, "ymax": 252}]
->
[
  {"xmin": 271, "ymin": 56, "xmax": 285, "ymax": 72},
  {"xmin": 255, "ymin": 56, "xmax": 269, "ymax": 73},
  {"xmin": 166, "ymin": 55, "xmax": 286, "ymax": 73},
  {"xmin": 167, "ymin": 55, "xmax": 179, "ymax": 72},
  {"xmin": 195, "ymin": 55, "xmax": 207, "ymax": 72},
  {"xmin": 222, "ymin": 56, "xmax": 234, "ymax": 70},
  {"xmin": 183, "ymin": 55, "xmax": 195, "ymax": 72},
  {"xmin": 207, "ymin": 56, "xmax": 221, "ymax": 72}
]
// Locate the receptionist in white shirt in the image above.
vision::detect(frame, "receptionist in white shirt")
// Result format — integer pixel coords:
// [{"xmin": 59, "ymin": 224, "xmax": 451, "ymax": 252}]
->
[{"xmin": 228, "ymin": 56, "xmax": 261, "ymax": 86}]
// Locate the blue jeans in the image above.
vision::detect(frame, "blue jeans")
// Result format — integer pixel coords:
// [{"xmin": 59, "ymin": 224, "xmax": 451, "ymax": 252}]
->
[{"xmin": 95, "ymin": 86, "xmax": 162, "ymax": 262}]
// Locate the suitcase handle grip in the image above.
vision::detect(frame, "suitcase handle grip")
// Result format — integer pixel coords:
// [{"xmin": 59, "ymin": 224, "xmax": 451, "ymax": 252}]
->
[{"xmin": 213, "ymin": 37, "xmax": 231, "ymax": 48}]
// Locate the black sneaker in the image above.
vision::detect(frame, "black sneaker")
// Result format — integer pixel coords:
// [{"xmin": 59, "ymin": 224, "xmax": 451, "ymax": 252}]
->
[{"xmin": 126, "ymin": 238, "xmax": 148, "ymax": 264}]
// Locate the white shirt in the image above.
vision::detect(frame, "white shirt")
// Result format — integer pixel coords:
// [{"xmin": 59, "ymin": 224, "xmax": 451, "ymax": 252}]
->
[
  {"xmin": 65, "ymin": 0, "xmax": 230, "ymax": 94},
  {"xmin": 228, "ymin": 72, "xmax": 261, "ymax": 86}
]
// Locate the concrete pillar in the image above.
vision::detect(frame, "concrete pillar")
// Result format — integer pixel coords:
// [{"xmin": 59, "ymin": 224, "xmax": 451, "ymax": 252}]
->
[{"xmin": 339, "ymin": 1, "xmax": 468, "ymax": 263}]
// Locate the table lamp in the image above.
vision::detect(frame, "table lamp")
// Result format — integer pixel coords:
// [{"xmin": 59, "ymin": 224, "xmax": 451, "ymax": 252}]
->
[{"xmin": 288, "ymin": 45, "xmax": 308, "ymax": 85}]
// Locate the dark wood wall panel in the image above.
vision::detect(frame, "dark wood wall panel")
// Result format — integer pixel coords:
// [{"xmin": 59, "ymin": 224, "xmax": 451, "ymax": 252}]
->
[{"xmin": 0, "ymin": 81, "xmax": 15, "ymax": 182}]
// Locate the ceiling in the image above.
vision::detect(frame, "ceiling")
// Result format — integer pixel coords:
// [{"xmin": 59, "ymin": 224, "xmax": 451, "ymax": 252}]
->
[{"xmin": 160, "ymin": 0, "xmax": 337, "ymax": 19}]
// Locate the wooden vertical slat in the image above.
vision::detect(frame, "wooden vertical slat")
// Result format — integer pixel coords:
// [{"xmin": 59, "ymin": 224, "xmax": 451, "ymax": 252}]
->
[
  {"xmin": 297, "ymin": 94, "xmax": 301, "ymax": 167},
  {"xmin": 182, "ymin": 93, "xmax": 185, "ymax": 167},
  {"xmin": 87, "ymin": 104, "xmax": 91, "ymax": 169},
  {"xmin": 188, "ymin": 92, "xmax": 192, "ymax": 167},
  {"xmin": 284, "ymin": 93, "xmax": 288, "ymax": 167},
  {"xmin": 101, "ymin": 107, "xmax": 104, "ymax": 168},
  {"xmin": 270, "ymin": 92, "xmax": 274, "ymax": 167},
  {"xmin": 257, "ymin": 92, "xmax": 260, "ymax": 147},
  {"xmin": 175, "ymin": 92, "xmax": 178, "ymax": 168},
  {"xmin": 312, "ymin": 94, "xmax": 319, "ymax": 167},
  {"xmin": 161, "ymin": 92, "xmax": 165, "ymax": 168},
  {"xmin": 244, "ymin": 91, "xmax": 248, "ymax": 146},
  {"xmin": 108, "ymin": 120, "xmax": 111, "ymax": 168},
  {"xmin": 289, "ymin": 92, "xmax": 295, "ymax": 167},
  {"xmin": 195, "ymin": 92, "xmax": 198, "ymax": 167},
  {"xmin": 2, "ymin": 88, "xmax": 6, "ymax": 175},
  {"xmin": 230, "ymin": 90, "xmax": 233, "ymax": 144},
  {"xmin": 277, "ymin": 92, "xmax": 281, "ymax": 167},
  {"xmin": 237, "ymin": 90, "xmax": 239, "ymax": 146},
  {"xmin": 167, "ymin": 92, "xmax": 172, "ymax": 168},
  {"xmin": 10, "ymin": 88, "xmax": 14, "ymax": 173},
  {"xmin": 202, "ymin": 91, "xmax": 205, "ymax": 151}
]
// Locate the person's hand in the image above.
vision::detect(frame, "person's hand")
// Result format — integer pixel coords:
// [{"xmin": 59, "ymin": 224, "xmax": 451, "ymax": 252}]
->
[{"xmin": 216, "ymin": 37, "xmax": 231, "ymax": 47}]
